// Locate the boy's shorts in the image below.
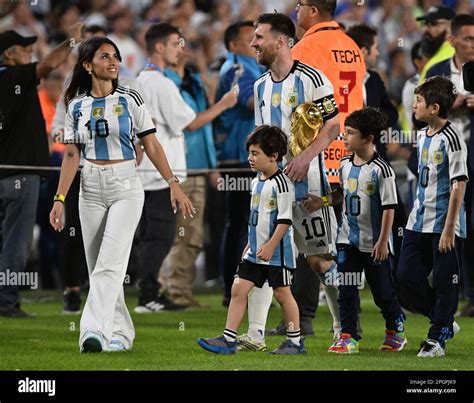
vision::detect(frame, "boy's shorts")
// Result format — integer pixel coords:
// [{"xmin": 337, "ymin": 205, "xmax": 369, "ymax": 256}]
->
[{"xmin": 236, "ymin": 261, "xmax": 294, "ymax": 288}]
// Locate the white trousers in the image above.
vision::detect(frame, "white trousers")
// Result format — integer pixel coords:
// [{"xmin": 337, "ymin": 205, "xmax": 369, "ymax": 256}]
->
[{"xmin": 78, "ymin": 159, "xmax": 144, "ymax": 350}]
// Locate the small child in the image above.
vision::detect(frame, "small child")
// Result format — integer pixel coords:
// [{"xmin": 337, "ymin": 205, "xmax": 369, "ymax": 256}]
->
[
  {"xmin": 197, "ymin": 125, "xmax": 303, "ymax": 355},
  {"xmin": 397, "ymin": 76, "xmax": 468, "ymax": 357},
  {"xmin": 303, "ymin": 107, "xmax": 406, "ymax": 354}
]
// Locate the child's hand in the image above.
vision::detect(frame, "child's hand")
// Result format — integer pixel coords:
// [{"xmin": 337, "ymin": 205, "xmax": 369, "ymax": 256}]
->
[
  {"xmin": 257, "ymin": 243, "xmax": 275, "ymax": 262},
  {"xmin": 302, "ymin": 194, "xmax": 323, "ymax": 212},
  {"xmin": 439, "ymin": 228, "xmax": 455, "ymax": 253},
  {"xmin": 371, "ymin": 240, "xmax": 389, "ymax": 262}
]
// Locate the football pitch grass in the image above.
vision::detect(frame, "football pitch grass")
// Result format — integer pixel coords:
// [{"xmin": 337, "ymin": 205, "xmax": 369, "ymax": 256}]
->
[{"xmin": 1, "ymin": 288, "xmax": 473, "ymax": 371}]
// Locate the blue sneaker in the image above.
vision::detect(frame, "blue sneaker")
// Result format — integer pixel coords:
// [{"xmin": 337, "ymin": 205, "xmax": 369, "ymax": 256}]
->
[
  {"xmin": 270, "ymin": 338, "xmax": 306, "ymax": 355},
  {"xmin": 108, "ymin": 339, "xmax": 129, "ymax": 352},
  {"xmin": 197, "ymin": 335, "xmax": 236, "ymax": 354}
]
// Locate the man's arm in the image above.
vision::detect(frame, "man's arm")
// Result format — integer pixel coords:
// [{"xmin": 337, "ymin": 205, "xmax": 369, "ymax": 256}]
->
[
  {"xmin": 36, "ymin": 22, "xmax": 84, "ymax": 79},
  {"xmin": 284, "ymin": 114, "xmax": 340, "ymax": 182}
]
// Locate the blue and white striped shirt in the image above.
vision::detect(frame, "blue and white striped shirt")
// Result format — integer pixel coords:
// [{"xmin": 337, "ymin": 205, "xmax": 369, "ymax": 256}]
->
[
  {"xmin": 406, "ymin": 122, "xmax": 469, "ymax": 238},
  {"xmin": 64, "ymin": 85, "xmax": 155, "ymax": 160},
  {"xmin": 243, "ymin": 170, "xmax": 298, "ymax": 269}
]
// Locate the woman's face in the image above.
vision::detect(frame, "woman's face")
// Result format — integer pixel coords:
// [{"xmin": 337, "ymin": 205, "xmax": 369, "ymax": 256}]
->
[{"xmin": 84, "ymin": 43, "xmax": 120, "ymax": 80}]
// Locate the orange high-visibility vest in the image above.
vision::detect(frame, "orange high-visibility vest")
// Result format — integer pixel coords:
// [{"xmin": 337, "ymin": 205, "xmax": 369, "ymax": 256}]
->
[{"xmin": 292, "ymin": 21, "xmax": 365, "ymax": 183}]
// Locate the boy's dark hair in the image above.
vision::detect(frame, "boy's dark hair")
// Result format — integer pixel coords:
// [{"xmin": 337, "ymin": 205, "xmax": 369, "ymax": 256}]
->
[
  {"xmin": 145, "ymin": 23, "xmax": 182, "ymax": 56},
  {"xmin": 414, "ymin": 76, "xmax": 457, "ymax": 119},
  {"xmin": 224, "ymin": 21, "xmax": 254, "ymax": 51},
  {"xmin": 344, "ymin": 107, "xmax": 389, "ymax": 145},
  {"xmin": 246, "ymin": 125, "xmax": 288, "ymax": 162},
  {"xmin": 451, "ymin": 14, "xmax": 474, "ymax": 37},
  {"xmin": 345, "ymin": 24, "xmax": 378, "ymax": 52},
  {"xmin": 254, "ymin": 13, "xmax": 295, "ymax": 39}
]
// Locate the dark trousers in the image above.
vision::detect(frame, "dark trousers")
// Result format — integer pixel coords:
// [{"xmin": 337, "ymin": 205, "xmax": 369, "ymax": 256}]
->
[
  {"xmin": 397, "ymin": 229, "xmax": 460, "ymax": 345},
  {"xmin": 136, "ymin": 188, "xmax": 176, "ymax": 304},
  {"xmin": 62, "ymin": 171, "xmax": 87, "ymax": 288},
  {"xmin": 337, "ymin": 244, "xmax": 404, "ymax": 340},
  {"xmin": 221, "ymin": 172, "xmax": 252, "ymax": 299},
  {"xmin": 291, "ymin": 254, "xmax": 320, "ymax": 319},
  {"xmin": 0, "ymin": 174, "xmax": 40, "ymax": 307},
  {"xmin": 462, "ymin": 174, "xmax": 474, "ymax": 304}
]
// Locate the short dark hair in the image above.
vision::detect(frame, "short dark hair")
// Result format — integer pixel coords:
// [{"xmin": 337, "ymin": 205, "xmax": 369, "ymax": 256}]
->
[
  {"xmin": 224, "ymin": 21, "xmax": 254, "ymax": 51},
  {"xmin": 410, "ymin": 41, "xmax": 424, "ymax": 67},
  {"xmin": 254, "ymin": 13, "xmax": 295, "ymax": 40},
  {"xmin": 85, "ymin": 25, "xmax": 108, "ymax": 35},
  {"xmin": 145, "ymin": 23, "xmax": 182, "ymax": 55},
  {"xmin": 414, "ymin": 76, "xmax": 457, "ymax": 119},
  {"xmin": 305, "ymin": 0, "xmax": 337, "ymax": 18},
  {"xmin": 451, "ymin": 14, "xmax": 474, "ymax": 37},
  {"xmin": 246, "ymin": 125, "xmax": 288, "ymax": 162},
  {"xmin": 344, "ymin": 107, "xmax": 389, "ymax": 145},
  {"xmin": 346, "ymin": 24, "xmax": 378, "ymax": 52}
]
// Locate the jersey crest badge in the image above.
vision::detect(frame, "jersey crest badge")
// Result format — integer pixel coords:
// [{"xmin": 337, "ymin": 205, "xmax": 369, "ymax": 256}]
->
[
  {"xmin": 347, "ymin": 178, "xmax": 358, "ymax": 193},
  {"xmin": 363, "ymin": 180, "xmax": 376, "ymax": 196},
  {"xmin": 112, "ymin": 104, "xmax": 125, "ymax": 117},
  {"xmin": 271, "ymin": 93, "xmax": 281, "ymax": 108},
  {"xmin": 286, "ymin": 90, "xmax": 298, "ymax": 108},
  {"xmin": 434, "ymin": 149, "xmax": 444, "ymax": 165},
  {"xmin": 322, "ymin": 98, "xmax": 335, "ymax": 114},
  {"xmin": 92, "ymin": 107, "xmax": 105, "ymax": 120},
  {"xmin": 266, "ymin": 195, "xmax": 277, "ymax": 210}
]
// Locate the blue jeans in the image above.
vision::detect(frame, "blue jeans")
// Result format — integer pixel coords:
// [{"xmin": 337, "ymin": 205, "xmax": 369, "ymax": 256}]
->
[{"xmin": 0, "ymin": 174, "xmax": 40, "ymax": 308}]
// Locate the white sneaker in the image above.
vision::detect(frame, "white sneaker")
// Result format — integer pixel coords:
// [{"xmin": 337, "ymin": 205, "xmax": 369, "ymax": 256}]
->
[
  {"xmin": 134, "ymin": 300, "xmax": 164, "ymax": 313},
  {"xmin": 236, "ymin": 334, "xmax": 267, "ymax": 352},
  {"xmin": 453, "ymin": 321, "xmax": 461, "ymax": 337},
  {"xmin": 108, "ymin": 340, "xmax": 129, "ymax": 352},
  {"xmin": 417, "ymin": 339, "xmax": 445, "ymax": 357}
]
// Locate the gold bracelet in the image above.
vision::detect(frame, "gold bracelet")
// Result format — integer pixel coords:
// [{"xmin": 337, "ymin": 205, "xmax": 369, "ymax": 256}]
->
[
  {"xmin": 321, "ymin": 196, "xmax": 330, "ymax": 207},
  {"xmin": 53, "ymin": 194, "xmax": 65, "ymax": 204}
]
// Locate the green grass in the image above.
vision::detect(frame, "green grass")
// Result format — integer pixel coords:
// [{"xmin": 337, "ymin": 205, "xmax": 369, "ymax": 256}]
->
[{"xmin": 0, "ymin": 288, "xmax": 473, "ymax": 371}]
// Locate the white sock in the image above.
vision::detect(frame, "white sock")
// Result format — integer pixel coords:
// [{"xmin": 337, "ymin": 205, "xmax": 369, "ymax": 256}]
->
[
  {"xmin": 287, "ymin": 329, "xmax": 301, "ymax": 346},
  {"xmin": 316, "ymin": 262, "xmax": 341, "ymax": 331},
  {"xmin": 247, "ymin": 281, "xmax": 273, "ymax": 341}
]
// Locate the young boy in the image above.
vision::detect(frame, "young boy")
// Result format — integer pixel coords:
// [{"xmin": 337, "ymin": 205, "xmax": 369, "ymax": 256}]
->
[
  {"xmin": 397, "ymin": 76, "xmax": 468, "ymax": 357},
  {"xmin": 197, "ymin": 125, "xmax": 303, "ymax": 355},
  {"xmin": 303, "ymin": 107, "xmax": 406, "ymax": 353}
]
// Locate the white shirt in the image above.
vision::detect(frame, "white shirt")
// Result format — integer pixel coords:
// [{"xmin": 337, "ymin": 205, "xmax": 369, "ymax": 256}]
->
[
  {"xmin": 448, "ymin": 58, "xmax": 471, "ymax": 143},
  {"xmin": 136, "ymin": 69, "xmax": 196, "ymax": 191}
]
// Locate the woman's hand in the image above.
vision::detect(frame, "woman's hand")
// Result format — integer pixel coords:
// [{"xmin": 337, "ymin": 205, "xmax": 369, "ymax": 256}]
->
[
  {"xmin": 170, "ymin": 183, "xmax": 196, "ymax": 219},
  {"xmin": 50, "ymin": 201, "xmax": 65, "ymax": 231}
]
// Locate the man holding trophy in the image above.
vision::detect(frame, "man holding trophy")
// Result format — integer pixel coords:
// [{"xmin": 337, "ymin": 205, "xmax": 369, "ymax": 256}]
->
[{"xmin": 234, "ymin": 12, "xmax": 341, "ymax": 352}]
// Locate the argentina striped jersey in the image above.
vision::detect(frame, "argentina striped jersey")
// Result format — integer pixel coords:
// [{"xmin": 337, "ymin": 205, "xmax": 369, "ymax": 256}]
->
[
  {"xmin": 406, "ymin": 122, "xmax": 468, "ymax": 237},
  {"xmin": 63, "ymin": 85, "xmax": 156, "ymax": 160},
  {"xmin": 254, "ymin": 60, "xmax": 338, "ymax": 201},
  {"xmin": 243, "ymin": 170, "xmax": 298, "ymax": 269},
  {"xmin": 337, "ymin": 153, "xmax": 398, "ymax": 253}
]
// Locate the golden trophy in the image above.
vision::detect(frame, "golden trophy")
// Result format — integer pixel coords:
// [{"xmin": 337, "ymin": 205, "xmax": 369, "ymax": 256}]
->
[{"xmin": 289, "ymin": 102, "xmax": 324, "ymax": 158}]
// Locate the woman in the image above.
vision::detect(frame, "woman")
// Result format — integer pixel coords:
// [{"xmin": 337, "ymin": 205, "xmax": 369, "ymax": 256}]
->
[{"xmin": 49, "ymin": 37, "xmax": 194, "ymax": 353}]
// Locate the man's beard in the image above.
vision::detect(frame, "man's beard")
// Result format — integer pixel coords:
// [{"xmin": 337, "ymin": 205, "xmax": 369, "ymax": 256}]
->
[{"xmin": 420, "ymin": 30, "xmax": 446, "ymax": 58}]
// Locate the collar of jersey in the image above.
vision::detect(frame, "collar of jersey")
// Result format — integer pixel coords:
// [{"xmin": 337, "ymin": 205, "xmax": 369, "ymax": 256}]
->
[
  {"xmin": 425, "ymin": 121, "xmax": 450, "ymax": 138},
  {"xmin": 270, "ymin": 60, "xmax": 299, "ymax": 83},
  {"xmin": 350, "ymin": 151, "xmax": 378, "ymax": 167},
  {"xmin": 303, "ymin": 20, "xmax": 340, "ymax": 38},
  {"xmin": 258, "ymin": 169, "xmax": 281, "ymax": 181},
  {"xmin": 86, "ymin": 88, "xmax": 116, "ymax": 98}
]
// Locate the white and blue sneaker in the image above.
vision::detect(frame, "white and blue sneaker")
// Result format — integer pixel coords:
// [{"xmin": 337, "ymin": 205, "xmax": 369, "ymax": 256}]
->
[
  {"xmin": 417, "ymin": 339, "xmax": 445, "ymax": 357},
  {"xmin": 80, "ymin": 331, "xmax": 105, "ymax": 353},
  {"xmin": 108, "ymin": 339, "xmax": 129, "ymax": 352}
]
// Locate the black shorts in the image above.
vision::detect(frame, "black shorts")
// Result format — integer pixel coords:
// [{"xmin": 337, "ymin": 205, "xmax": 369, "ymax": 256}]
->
[{"xmin": 236, "ymin": 261, "xmax": 294, "ymax": 288}]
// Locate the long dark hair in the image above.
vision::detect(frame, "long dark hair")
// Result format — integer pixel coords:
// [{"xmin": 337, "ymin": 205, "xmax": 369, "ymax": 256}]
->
[{"xmin": 64, "ymin": 37, "xmax": 122, "ymax": 106}]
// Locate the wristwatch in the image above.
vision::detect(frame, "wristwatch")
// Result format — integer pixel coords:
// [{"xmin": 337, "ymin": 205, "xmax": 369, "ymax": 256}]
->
[{"xmin": 167, "ymin": 176, "xmax": 179, "ymax": 186}]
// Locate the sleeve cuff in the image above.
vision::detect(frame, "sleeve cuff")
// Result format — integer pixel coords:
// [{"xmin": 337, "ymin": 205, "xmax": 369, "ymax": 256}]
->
[
  {"xmin": 137, "ymin": 128, "xmax": 156, "ymax": 139},
  {"xmin": 276, "ymin": 219, "xmax": 292, "ymax": 225},
  {"xmin": 382, "ymin": 204, "xmax": 398, "ymax": 210},
  {"xmin": 451, "ymin": 175, "xmax": 468, "ymax": 183}
]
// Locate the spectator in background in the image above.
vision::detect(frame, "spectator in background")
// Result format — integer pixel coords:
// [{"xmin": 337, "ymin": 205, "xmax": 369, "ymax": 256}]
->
[
  {"xmin": 417, "ymin": 5, "xmax": 456, "ymax": 81},
  {"xmin": 425, "ymin": 14, "xmax": 474, "ymax": 318},
  {"xmin": 159, "ymin": 46, "xmax": 219, "ymax": 308},
  {"xmin": 0, "ymin": 23, "xmax": 85, "ymax": 317},
  {"xmin": 47, "ymin": 2, "xmax": 81, "ymax": 47},
  {"xmin": 387, "ymin": 47, "xmax": 409, "ymax": 106},
  {"xmin": 216, "ymin": 21, "xmax": 265, "ymax": 306},
  {"xmin": 108, "ymin": 9, "xmax": 145, "ymax": 76}
]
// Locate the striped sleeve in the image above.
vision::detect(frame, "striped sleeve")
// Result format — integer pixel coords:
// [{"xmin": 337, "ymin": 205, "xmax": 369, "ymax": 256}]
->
[
  {"xmin": 275, "ymin": 173, "xmax": 294, "ymax": 225},
  {"xmin": 444, "ymin": 124, "xmax": 469, "ymax": 183},
  {"xmin": 374, "ymin": 157, "xmax": 398, "ymax": 209}
]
